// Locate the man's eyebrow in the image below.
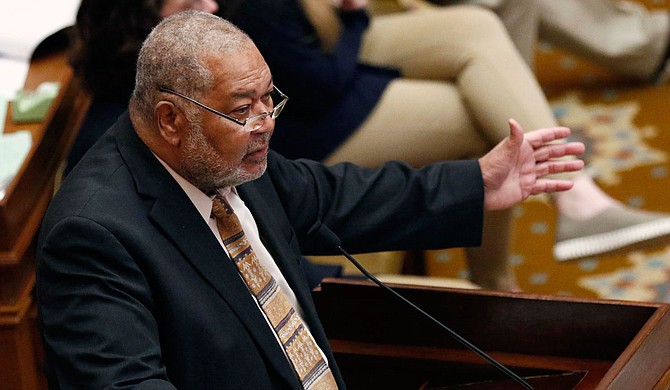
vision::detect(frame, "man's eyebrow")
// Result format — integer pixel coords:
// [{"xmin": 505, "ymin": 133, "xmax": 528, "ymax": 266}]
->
[{"xmin": 229, "ymin": 80, "xmax": 274, "ymax": 99}]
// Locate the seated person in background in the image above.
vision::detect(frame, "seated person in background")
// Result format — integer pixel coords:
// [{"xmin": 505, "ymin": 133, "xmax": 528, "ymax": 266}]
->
[
  {"xmin": 65, "ymin": 0, "xmax": 341, "ymax": 288},
  {"xmin": 216, "ymin": 0, "xmax": 670, "ymax": 272},
  {"xmin": 36, "ymin": 11, "xmax": 585, "ymax": 389},
  {"xmin": 406, "ymin": 0, "xmax": 670, "ymax": 82}
]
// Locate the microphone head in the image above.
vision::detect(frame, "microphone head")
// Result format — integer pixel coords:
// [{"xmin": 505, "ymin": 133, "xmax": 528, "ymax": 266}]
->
[{"xmin": 307, "ymin": 220, "xmax": 342, "ymax": 248}]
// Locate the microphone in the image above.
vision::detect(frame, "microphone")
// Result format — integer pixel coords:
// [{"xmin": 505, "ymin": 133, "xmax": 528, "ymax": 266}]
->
[{"xmin": 307, "ymin": 221, "xmax": 533, "ymax": 390}]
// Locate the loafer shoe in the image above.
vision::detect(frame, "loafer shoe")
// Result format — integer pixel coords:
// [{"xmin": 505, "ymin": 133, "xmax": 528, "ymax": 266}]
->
[{"xmin": 554, "ymin": 207, "xmax": 670, "ymax": 261}]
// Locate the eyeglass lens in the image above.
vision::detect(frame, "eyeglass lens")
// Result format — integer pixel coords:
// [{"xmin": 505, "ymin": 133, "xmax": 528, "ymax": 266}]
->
[{"xmin": 243, "ymin": 88, "xmax": 287, "ymax": 131}]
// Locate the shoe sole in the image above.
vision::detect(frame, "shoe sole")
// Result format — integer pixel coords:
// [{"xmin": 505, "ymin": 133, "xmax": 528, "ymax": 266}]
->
[{"xmin": 554, "ymin": 218, "xmax": 670, "ymax": 261}]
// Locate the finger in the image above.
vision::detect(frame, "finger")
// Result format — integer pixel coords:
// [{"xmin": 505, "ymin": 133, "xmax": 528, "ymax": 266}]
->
[
  {"xmin": 534, "ymin": 159, "xmax": 585, "ymax": 177},
  {"xmin": 507, "ymin": 118, "xmax": 524, "ymax": 145},
  {"xmin": 533, "ymin": 141, "xmax": 585, "ymax": 161},
  {"xmin": 531, "ymin": 179, "xmax": 575, "ymax": 194},
  {"xmin": 524, "ymin": 126, "xmax": 573, "ymax": 148}
]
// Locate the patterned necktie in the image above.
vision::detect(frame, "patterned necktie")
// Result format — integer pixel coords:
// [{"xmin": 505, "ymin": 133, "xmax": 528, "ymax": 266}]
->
[{"xmin": 210, "ymin": 193, "xmax": 338, "ymax": 390}]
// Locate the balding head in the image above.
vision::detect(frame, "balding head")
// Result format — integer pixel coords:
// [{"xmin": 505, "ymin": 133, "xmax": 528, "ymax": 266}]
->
[{"xmin": 130, "ymin": 10, "xmax": 255, "ymax": 131}]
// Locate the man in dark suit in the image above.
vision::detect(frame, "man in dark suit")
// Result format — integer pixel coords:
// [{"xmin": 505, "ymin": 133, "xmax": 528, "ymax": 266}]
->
[{"xmin": 36, "ymin": 10, "xmax": 584, "ymax": 390}]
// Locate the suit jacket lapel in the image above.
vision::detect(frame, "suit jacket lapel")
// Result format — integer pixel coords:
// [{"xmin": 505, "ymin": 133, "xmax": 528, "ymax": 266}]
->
[{"xmin": 115, "ymin": 119, "xmax": 301, "ymax": 388}]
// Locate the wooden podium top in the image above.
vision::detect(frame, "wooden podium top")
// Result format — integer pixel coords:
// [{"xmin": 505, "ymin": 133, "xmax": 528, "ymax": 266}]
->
[{"xmin": 313, "ymin": 278, "xmax": 670, "ymax": 389}]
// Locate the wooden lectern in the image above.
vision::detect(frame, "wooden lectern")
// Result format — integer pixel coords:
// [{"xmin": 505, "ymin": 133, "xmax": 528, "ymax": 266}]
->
[
  {"xmin": 313, "ymin": 278, "xmax": 670, "ymax": 389},
  {"xmin": 0, "ymin": 37, "xmax": 90, "ymax": 389}
]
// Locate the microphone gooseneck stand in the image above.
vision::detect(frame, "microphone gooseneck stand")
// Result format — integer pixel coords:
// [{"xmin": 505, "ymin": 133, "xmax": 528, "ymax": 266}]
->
[{"xmin": 308, "ymin": 221, "xmax": 534, "ymax": 390}]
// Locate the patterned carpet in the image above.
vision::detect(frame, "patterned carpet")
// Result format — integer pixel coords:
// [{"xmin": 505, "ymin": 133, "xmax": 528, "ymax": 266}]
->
[{"xmin": 424, "ymin": 42, "xmax": 670, "ymax": 304}]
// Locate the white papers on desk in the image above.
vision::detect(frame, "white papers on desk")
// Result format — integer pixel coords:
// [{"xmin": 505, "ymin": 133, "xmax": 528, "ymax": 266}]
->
[{"xmin": 0, "ymin": 130, "xmax": 32, "ymax": 199}]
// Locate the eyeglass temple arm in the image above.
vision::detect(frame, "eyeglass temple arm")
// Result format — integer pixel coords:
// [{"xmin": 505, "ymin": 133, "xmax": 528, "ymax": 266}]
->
[{"xmin": 158, "ymin": 86, "xmax": 246, "ymax": 126}]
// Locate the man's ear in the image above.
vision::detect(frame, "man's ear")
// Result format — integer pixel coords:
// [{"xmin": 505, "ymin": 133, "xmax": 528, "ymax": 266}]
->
[{"xmin": 155, "ymin": 101, "xmax": 183, "ymax": 146}]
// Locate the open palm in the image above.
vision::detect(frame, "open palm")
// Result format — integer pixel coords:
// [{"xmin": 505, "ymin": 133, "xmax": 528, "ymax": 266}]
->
[{"xmin": 479, "ymin": 119, "xmax": 585, "ymax": 211}]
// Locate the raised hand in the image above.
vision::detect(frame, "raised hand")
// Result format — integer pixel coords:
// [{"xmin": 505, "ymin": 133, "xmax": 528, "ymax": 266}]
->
[{"xmin": 479, "ymin": 118, "xmax": 585, "ymax": 211}]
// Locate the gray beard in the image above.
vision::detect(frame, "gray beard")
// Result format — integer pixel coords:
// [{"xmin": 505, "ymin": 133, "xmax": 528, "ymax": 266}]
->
[{"xmin": 179, "ymin": 121, "xmax": 269, "ymax": 193}]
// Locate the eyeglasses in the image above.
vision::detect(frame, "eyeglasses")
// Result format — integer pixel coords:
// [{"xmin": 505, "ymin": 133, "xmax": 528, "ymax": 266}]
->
[{"xmin": 158, "ymin": 85, "xmax": 288, "ymax": 132}]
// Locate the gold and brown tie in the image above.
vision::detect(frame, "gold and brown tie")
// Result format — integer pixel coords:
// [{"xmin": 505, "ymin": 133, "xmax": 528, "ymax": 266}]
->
[{"xmin": 211, "ymin": 193, "xmax": 338, "ymax": 390}]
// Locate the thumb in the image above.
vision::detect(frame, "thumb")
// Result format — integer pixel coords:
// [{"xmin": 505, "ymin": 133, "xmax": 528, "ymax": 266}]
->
[{"xmin": 508, "ymin": 118, "xmax": 524, "ymax": 145}]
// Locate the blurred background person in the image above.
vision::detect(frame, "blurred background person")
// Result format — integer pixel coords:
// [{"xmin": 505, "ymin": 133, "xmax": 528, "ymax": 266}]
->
[{"xmin": 216, "ymin": 0, "xmax": 670, "ymax": 275}]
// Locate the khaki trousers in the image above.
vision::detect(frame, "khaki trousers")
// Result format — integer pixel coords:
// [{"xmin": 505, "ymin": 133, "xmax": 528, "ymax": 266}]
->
[{"xmin": 326, "ymin": 6, "xmax": 557, "ymax": 165}]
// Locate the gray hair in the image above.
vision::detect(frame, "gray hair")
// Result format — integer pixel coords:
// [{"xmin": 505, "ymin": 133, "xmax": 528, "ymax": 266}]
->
[{"xmin": 130, "ymin": 10, "xmax": 254, "ymax": 128}]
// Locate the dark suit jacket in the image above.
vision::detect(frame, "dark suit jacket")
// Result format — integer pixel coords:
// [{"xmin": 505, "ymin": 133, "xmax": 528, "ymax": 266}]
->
[{"xmin": 37, "ymin": 112, "xmax": 484, "ymax": 389}]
